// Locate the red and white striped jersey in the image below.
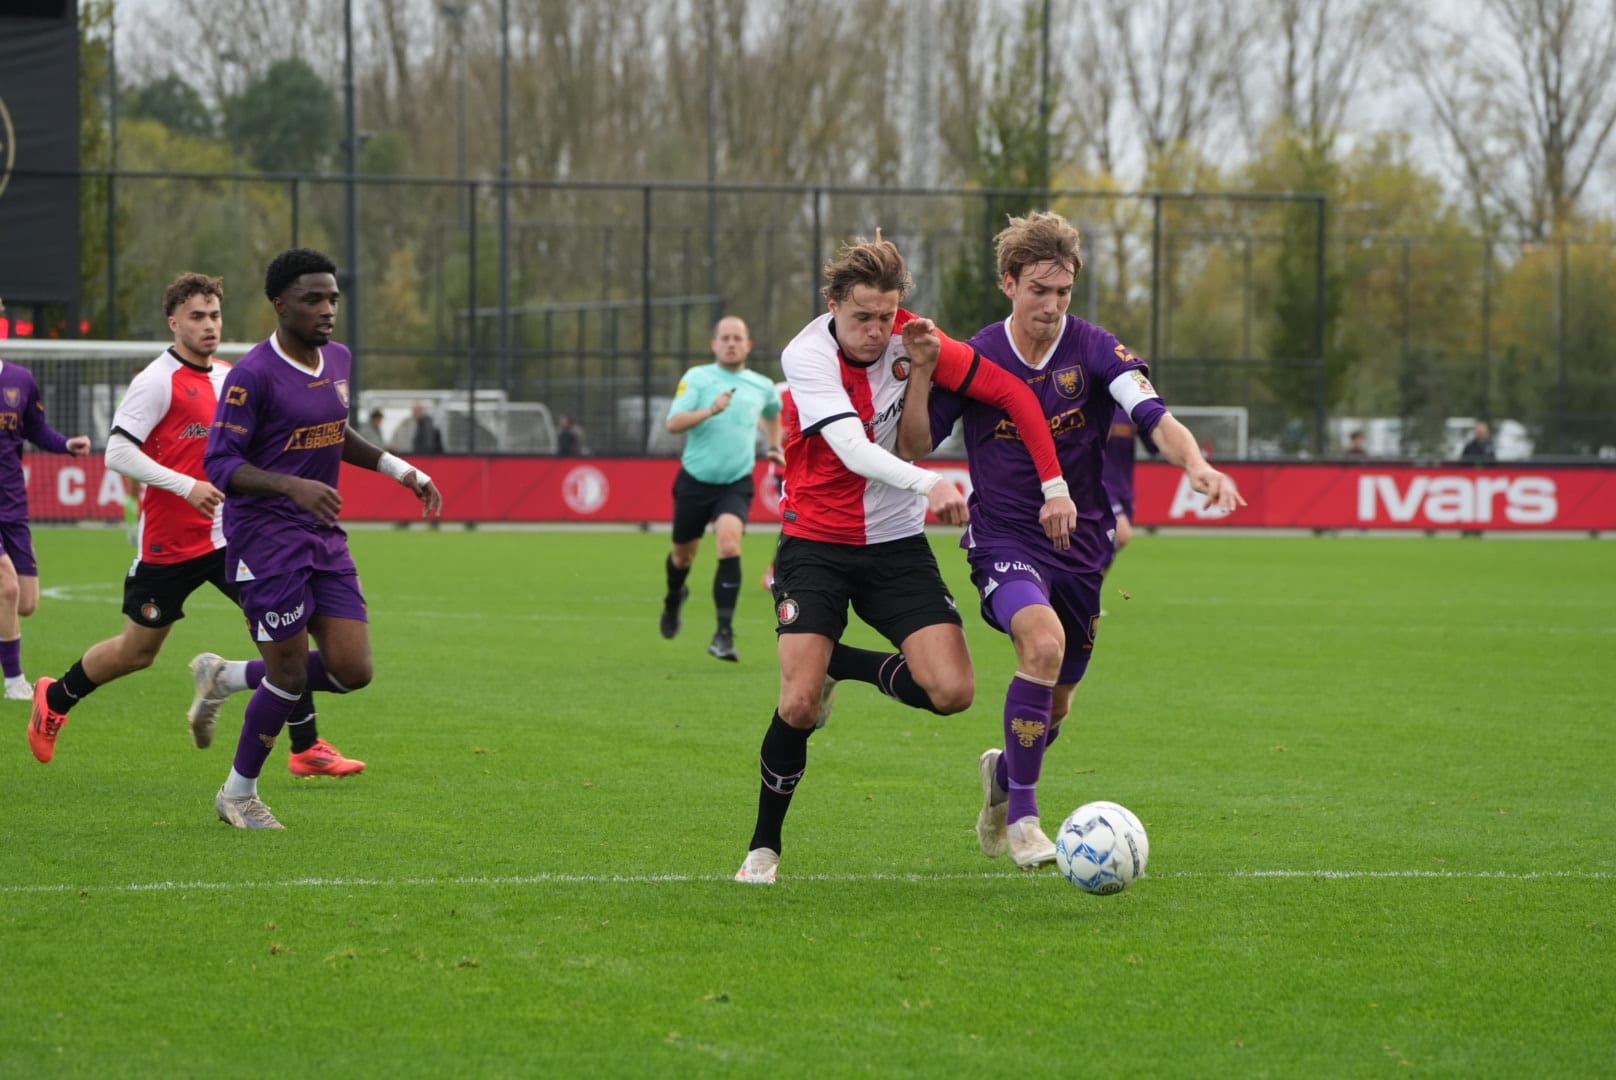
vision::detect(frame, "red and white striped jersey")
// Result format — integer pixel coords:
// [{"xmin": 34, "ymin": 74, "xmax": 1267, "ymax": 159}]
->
[{"xmin": 112, "ymin": 349, "xmax": 229, "ymax": 564}]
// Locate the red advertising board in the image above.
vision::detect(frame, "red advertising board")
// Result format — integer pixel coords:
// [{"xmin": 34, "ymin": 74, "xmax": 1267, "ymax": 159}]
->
[{"xmin": 22, "ymin": 454, "xmax": 1616, "ymax": 532}]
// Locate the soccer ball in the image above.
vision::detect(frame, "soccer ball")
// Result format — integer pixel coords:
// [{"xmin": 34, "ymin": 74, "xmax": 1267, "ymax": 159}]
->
[{"xmin": 1054, "ymin": 801, "xmax": 1149, "ymax": 894}]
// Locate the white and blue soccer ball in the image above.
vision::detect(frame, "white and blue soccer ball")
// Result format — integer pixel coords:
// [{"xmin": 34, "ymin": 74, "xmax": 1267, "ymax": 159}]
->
[{"xmin": 1054, "ymin": 801, "xmax": 1149, "ymax": 894}]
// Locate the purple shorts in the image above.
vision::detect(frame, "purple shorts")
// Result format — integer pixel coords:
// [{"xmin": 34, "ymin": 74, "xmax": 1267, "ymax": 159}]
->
[
  {"xmin": 967, "ymin": 545, "xmax": 1102, "ymax": 686},
  {"xmin": 239, "ymin": 568, "xmax": 368, "ymax": 643},
  {"xmin": 0, "ymin": 522, "xmax": 38, "ymax": 575}
]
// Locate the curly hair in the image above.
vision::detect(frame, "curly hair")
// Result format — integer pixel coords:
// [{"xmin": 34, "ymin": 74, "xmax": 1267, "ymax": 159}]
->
[
  {"xmin": 820, "ymin": 231, "xmax": 913, "ymax": 303},
  {"xmin": 163, "ymin": 272, "xmax": 224, "ymax": 317},
  {"xmin": 264, "ymin": 248, "xmax": 338, "ymax": 301},
  {"xmin": 994, "ymin": 211, "xmax": 1084, "ymax": 284}
]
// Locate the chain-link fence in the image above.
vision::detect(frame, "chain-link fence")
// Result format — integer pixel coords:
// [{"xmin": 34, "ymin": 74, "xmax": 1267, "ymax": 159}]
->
[{"xmin": 8, "ymin": 170, "xmax": 1615, "ymax": 459}]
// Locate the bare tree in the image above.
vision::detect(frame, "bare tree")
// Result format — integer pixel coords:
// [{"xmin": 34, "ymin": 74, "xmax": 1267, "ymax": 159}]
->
[
  {"xmin": 1237, "ymin": 0, "xmax": 1412, "ymax": 152},
  {"xmin": 1407, "ymin": 0, "xmax": 1616, "ymax": 238}
]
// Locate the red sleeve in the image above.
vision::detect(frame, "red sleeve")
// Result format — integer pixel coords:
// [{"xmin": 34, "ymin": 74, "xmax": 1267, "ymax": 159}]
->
[{"xmin": 933, "ymin": 333, "xmax": 1062, "ymax": 485}]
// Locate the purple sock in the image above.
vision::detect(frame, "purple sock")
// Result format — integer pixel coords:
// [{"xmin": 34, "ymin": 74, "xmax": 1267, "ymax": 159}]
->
[
  {"xmin": 1001, "ymin": 674, "xmax": 1054, "ymax": 822},
  {"xmin": 0, "ymin": 637, "xmax": 20, "ymax": 679},
  {"xmin": 246, "ymin": 652, "xmax": 345, "ymax": 693},
  {"xmin": 231, "ymin": 680, "xmax": 302, "ymax": 780}
]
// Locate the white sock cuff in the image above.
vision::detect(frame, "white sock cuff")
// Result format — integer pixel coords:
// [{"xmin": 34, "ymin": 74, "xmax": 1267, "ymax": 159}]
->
[{"xmin": 260, "ymin": 679, "xmax": 300, "ymax": 702}]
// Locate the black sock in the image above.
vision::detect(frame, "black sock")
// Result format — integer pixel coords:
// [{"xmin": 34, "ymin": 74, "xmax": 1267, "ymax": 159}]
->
[
  {"xmin": 826, "ymin": 643, "xmax": 887, "ymax": 684},
  {"xmin": 47, "ymin": 660, "xmax": 98, "ymax": 714},
  {"xmin": 287, "ymin": 693, "xmax": 319, "ymax": 753},
  {"xmin": 825, "ymin": 645, "xmax": 943, "ymax": 713},
  {"xmin": 665, "ymin": 555, "xmax": 691, "ymax": 607},
  {"xmin": 748, "ymin": 712, "xmax": 812, "ymax": 854},
  {"xmin": 713, "ymin": 556, "xmax": 741, "ymax": 633}
]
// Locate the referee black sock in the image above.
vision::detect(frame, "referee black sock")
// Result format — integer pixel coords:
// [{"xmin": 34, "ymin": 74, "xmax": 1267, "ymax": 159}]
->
[
  {"xmin": 664, "ymin": 555, "xmax": 691, "ymax": 607},
  {"xmin": 713, "ymin": 556, "xmax": 741, "ymax": 633},
  {"xmin": 46, "ymin": 659, "xmax": 99, "ymax": 715},
  {"xmin": 749, "ymin": 712, "xmax": 811, "ymax": 854}
]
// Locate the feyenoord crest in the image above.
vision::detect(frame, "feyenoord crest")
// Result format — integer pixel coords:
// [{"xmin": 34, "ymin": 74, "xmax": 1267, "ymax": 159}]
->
[
  {"xmin": 776, "ymin": 597, "xmax": 800, "ymax": 625},
  {"xmin": 1055, "ymin": 367, "xmax": 1084, "ymax": 399},
  {"xmin": 891, "ymin": 357, "xmax": 911, "ymax": 381},
  {"xmin": 334, "ymin": 379, "xmax": 351, "ymax": 408},
  {"xmin": 140, "ymin": 602, "xmax": 161, "ymax": 622}
]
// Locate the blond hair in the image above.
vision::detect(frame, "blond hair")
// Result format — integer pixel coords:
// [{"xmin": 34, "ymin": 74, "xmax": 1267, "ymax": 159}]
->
[{"xmin": 994, "ymin": 211, "xmax": 1084, "ymax": 284}]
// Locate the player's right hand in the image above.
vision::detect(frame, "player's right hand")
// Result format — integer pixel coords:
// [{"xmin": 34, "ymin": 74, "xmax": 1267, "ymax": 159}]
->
[
  {"xmin": 900, "ymin": 317, "xmax": 941, "ymax": 373},
  {"xmin": 710, "ymin": 389, "xmax": 735, "ymax": 415},
  {"xmin": 1040, "ymin": 494, "xmax": 1076, "ymax": 551},
  {"xmin": 927, "ymin": 478, "xmax": 969, "ymax": 526},
  {"xmin": 288, "ymin": 477, "xmax": 343, "ymax": 526},
  {"xmin": 186, "ymin": 479, "xmax": 225, "ymax": 516}
]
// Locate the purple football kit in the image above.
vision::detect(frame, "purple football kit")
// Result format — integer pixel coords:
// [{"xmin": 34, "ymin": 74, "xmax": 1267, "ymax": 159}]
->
[
  {"xmin": 928, "ymin": 315, "xmax": 1167, "ymax": 684},
  {"xmin": 203, "ymin": 336, "xmax": 368, "ymax": 643},
  {"xmin": 0, "ymin": 359, "xmax": 74, "ymax": 574}
]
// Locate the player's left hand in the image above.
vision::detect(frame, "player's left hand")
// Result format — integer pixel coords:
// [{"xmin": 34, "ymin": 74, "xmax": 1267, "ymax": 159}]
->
[
  {"xmin": 1040, "ymin": 494, "xmax": 1077, "ymax": 551},
  {"xmin": 765, "ymin": 446, "xmax": 786, "ymax": 467},
  {"xmin": 66, "ymin": 435, "xmax": 92, "ymax": 457},
  {"xmin": 1188, "ymin": 466, "xmax": 1245, "ymax": 514},
  {"xmin": 406, "ymin": 472, "xmax": 443, "ymax": 517},
  {"xmin": 900, "ymin": 317, "xmax": 941, "ymax": 373}
]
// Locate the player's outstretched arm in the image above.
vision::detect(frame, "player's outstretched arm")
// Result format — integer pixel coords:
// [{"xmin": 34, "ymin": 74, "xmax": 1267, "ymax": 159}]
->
[
  {"xmin": 1151, "ymin": 413, "xmax": 1245, "ymax": 513},
  {"xmin": 344, "ymin": 427, "xmax": 442, "ymax": 517},
  {"xmin": 897, "ymin": 318, "xmax": 941, "ymax": 461}
]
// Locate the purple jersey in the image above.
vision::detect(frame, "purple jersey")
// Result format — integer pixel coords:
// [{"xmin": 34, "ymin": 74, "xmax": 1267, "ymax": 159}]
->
[
  {"xmin": 204, "ymin": 337, "xmax": 355, "ymax": 578},
  {"xmin": 0, "ymin": 359, "xmax": 73, "ymax": 523},
  {"xmin": 929, "ymin": 316, "xmax": 1166, "ymax": 573}
]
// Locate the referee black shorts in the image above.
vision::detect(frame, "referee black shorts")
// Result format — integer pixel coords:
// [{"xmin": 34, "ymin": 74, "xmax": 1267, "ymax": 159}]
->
[
  {"xmin": 671, "ymin": 467, "xmax": 755, "ymax": 544},
  {"xmin": 771, "ymin": 532, "xmax": 961, "ymax": 648}
]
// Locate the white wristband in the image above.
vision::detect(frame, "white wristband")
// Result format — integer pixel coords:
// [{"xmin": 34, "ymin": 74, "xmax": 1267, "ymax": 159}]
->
[
  {"xmin": 378, "ymin": 452, "xmax": 430, "ymax": 489},
  {"xmin": 1041, "ymin": 477, "xmax": 1071, "ymax": 500}
]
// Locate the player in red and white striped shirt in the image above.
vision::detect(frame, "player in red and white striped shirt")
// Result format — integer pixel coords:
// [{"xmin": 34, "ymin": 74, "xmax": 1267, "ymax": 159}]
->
[
  {"xmin": 736, "ymin": 235, "xmax": 1078, "ymax": 883},
  {"xmin": 27, "ymin": 274, "xmax": 362, "ymax": 777}
]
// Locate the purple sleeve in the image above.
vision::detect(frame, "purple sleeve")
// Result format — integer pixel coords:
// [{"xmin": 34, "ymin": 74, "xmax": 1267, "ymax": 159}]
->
[
  {"xmin": 204, "ymin": 365, "xmax": 259, "ymax": 493},
  {"xmin": 20, "ymin": 382, "xmax": 71, "ymax": 454},
  {"xmin": 927, "ymin": 387, "xmax": 967, "ymax": 449},
  {"xmin": 1131, "ymin": 397, "xmax": 1168, "ymax": 437}
]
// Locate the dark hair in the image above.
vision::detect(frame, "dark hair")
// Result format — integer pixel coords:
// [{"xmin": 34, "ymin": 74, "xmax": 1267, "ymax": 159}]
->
[
  {"xmin": 264, "ymin": 248, "xmax": 338, "ymax": 301},
  {"xmin": 821, "ymin": 231, "xmax": 912, "ymax": 302},
  {"xmin": 163, "ymin": 272, "xmax": 224, "ymax": 316}
]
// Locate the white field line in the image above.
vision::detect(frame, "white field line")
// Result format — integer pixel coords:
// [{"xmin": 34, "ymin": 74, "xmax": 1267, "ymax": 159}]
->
[{"xmin": 1, "ymin": 868, "xmax": 1611, "ymax": 896}]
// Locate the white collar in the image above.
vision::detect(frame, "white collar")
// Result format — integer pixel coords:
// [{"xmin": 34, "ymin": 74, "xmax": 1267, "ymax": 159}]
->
[
  {"xmin": 1001, "ymin": 316, "xmax": 1067, "ymax": 372},
  {"xmin": 269, "ymin": 333, "xmax": 324, "ymax": 377}
]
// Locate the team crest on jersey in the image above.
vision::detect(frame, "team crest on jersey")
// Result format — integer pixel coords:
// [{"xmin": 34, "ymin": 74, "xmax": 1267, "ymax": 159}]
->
[
  {"xmin": 2, "ymin": 388, "xmax": 17, "ymax": 407},
  {"xmin": 776, "ymin": 597, "xmax": 800, "ymax": 625},
  {"xmin": 1055, "ymin": 367, "xmax": 1085, "ymax": 399},
  {"xmin": 891, "ymin": 356, "xmax": 911, "ymax": 381},
  {"xmin": 334, "ymin": 379, "xmax": 350, "ymax": 408}
]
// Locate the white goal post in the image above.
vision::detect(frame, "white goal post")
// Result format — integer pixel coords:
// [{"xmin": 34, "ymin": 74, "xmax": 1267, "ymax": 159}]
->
[{"xmin": 1166, "ymin": 405, "xmax": 1248, "ymax": 460}]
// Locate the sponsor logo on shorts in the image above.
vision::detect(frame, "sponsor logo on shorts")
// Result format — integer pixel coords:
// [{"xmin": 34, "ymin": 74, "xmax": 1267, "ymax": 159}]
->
[
  {"xmin": 992, "ymin": 560, "xmax": 1040, "ymax": 578},
  {"xmin": 777, "ymin": 597, "xmax": 800, "ymax": 625},
  {"xmin": 262, "ymin": 601, "xmax": 306, "ymax": 631}
]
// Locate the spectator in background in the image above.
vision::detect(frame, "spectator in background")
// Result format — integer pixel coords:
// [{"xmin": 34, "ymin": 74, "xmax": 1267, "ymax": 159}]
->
[
  {"xmin": 355, "ymin": 408, "xmax": 385, "ymax": 446},
  {"xmin": 410, "ymin": 402, "xmax": 445, "ymax": 454},
  {"xmin": 557, "ymin": 415, "xmax": 585, "ymax": 456},
  {"xmin": 1345, "ymin": 430, "xmax": 1368, "ymax": 456},
  {"xmin": 1460, "ymin": 420, "xmax": 1494, "ymax": 462}
]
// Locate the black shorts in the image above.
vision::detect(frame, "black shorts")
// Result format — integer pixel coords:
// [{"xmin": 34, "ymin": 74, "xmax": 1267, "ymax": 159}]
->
[
  {"xmin": 671, "ymin": 468, "xmax": 755, "ymax": 544},
  {"xmin": 122, "ymin": 547, "xmax": 239, "ymax": 629},
  {"xmin": 771, "ymin": 533, "xmax": 962, "ymax": 647}
]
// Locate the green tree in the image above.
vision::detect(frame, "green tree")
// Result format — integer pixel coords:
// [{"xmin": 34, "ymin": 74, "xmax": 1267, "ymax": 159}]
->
[
  {"xmin": 223, "ymin": 58, "xmax": 338, "ymax": 174},
  {"xmin": 123, "ymin": 74, "xmax": 213, "ymax": 136}
]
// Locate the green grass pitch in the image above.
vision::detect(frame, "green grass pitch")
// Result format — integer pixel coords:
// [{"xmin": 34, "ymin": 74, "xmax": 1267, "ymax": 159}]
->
[{"xmin": 1, "ymin": 526, "xmax": 1612, "ymax": 1077}]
